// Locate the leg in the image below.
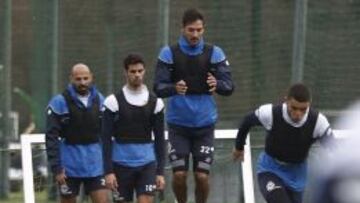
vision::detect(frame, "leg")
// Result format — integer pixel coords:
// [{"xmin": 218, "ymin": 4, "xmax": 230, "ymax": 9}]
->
[
  {"xmin": 288, "ymin": 189, "xmax": 303, "ymax": 203},
  {"xmin": 60, "ymin": 196, "xmax": 77, "ymax": 203},
  {"xmin": 192, "ymin": 125, "xmax": 215, "ymax": 203},
  {"xmin": 84, "ymin": 176, "xmax": 109, "ymax": 203},
  {"xmin": 112, "ymin": 164, "xmax": 136, "ymax": 203},
  {"xmin": 59, "ymin": 177, "xmax": 80, "ymax": 203},
  {"xmin": 89, "ymin": 189, "xmax": 109, "ymax": 203},
  {"xmin": 168, "ymin": 124, "xmax": 191, "ymax": 203},
  {"xmin": 135, "ymin": 162, "xmax": 157, "ymax": 203},
  {"xmin": 137, "ymin": 194, "xmax": 154, "ymax": 203},
  {"xmin": 172, "ymin": 171, "xmax": 188, "ymax": 203},
  {"xmin": 194, "ymin": 172, "xmax": 210, "ymax": 203},
  {"xmin": 258, "ymin": 172, "xmax": 293, "ymax": 203}
]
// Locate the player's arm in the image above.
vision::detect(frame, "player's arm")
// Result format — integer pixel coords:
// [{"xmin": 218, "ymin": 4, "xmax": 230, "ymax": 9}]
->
[
  {"xmin": 211, "ymin": 61, "xmax": 234, "ymax": 96},
  {"xmin": 101, "ymin": 104, "xmax": 120, "ymax": 190},
  {"xmin": 101, "ymin": 95, "xmax": 120, "ymax": 175},
  {"xmin": 233, "ymin": 113, "xmax": 261, "ymax": 162},
  {"xmin": 45, "ymin": 107, "xmax": 64, "ymax": 176},
  {"xmin": 101, "ymin": 106, "xmax": 116, "ymax": 175},
  {"xmin": 234, "ymin": 112, "xmax": 262, "ymax": 155},
  {"xmin": 153, "ymin": 106, "xmax": 165, "ymax": 175},
  {"xmin": 209, "ymin": 46, "xmax": 234, "ymax": 96},
  {"xmin": 153, "ymin": 99, "xmax": 166, "ymax": 190},
  {"xmin": 153, "ymin": 110, "xmax": 166, "ymax": 190},
  {"xmin": 153, "ymin": 47, "xmax": 178, "ymax": 98},
  {"xmin": 233, "ymin": 104, "xmax": 273, "ymax": 161},
  {"xmin": 153, "ymin": 60, "xmax": 177, "ymax": 98}
]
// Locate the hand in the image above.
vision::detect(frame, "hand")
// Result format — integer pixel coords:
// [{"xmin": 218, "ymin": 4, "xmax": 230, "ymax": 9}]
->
[
  {"xmin": 156, "ymin": 175, "xmax": 165, "ymax": 191},
  {"xmin": 55, "ymin": 169, "xmax": 67, "ymax": 185},
  {"xmin": 105, "ymin": 173, "xmax": 118, "ymax": 191},
  {"xmin": 207, "ymin": 72, "xmax": 217, "ymax": 92},
  {"xmin": 175, "ymin": 80, "xmax": 188, "ymax": 95},
  {"xmin": 232, "ymin": 148, "xmax": 244, "ymax": 162}
]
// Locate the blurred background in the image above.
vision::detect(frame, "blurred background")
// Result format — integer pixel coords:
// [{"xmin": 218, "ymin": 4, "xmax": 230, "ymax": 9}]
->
[{"xmin": 0, "ymin": 0, "xmax": 360, "ymax": 202}]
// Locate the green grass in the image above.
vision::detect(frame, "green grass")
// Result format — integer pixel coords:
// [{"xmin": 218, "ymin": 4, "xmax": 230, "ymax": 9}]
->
[
  {"xmin": 0, "ymin": 191, "xmax": 169, "ymax": 203},
  {"xmin": 0, "ymin": 191, "xmax": 56, "ymax": 203}
]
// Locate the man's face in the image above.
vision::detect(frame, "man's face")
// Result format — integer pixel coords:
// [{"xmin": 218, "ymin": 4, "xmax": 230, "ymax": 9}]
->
[
  {"xmin": 126, "ymin": 63, "xmax": 145, "ymax": 88},
  {"xmin": 70, "ymin": 65, "xmax": 93, "ymax": 95},
  {"xmin": 182, "ymin": 19, "xmax": 205, "ymax": 46},
  {"xmin": 286, "ymin": 98, "xmax": 310, "ymax": 123}
]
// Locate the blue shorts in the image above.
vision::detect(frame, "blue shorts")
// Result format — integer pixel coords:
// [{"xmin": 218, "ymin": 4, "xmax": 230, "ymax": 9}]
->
[
  {"xmin": 168, "ymin": 124, "xmax": 214, "ymax": 174},
  {"xmin": 258, "ymin": 172, "xmax": 303, "ymax": 203},
  {"xmin": 59, "ymin": 176, "xmax": 106, "ymax": 197},
  {"xmin": 112, "ymin": 161, "xmax": 157, "ymax": 202}
]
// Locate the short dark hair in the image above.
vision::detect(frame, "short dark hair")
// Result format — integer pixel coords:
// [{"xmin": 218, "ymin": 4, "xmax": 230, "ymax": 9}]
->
[
  {"xmin": 182, "ymin": 8, "xmax": 205, "ymax": 27},
  {"xmin": 123, "ymin": 53, "xmax": 145, "ymax": 70},
  {"xmin": 287, "ymin": 83, "xmax": 311, "ymax": 102}
]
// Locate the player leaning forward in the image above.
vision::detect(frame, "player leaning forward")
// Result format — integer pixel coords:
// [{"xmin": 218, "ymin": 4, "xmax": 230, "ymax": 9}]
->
[{"xmin": 233, "ymin": 83, "xmax": 334, "ymax": 203}]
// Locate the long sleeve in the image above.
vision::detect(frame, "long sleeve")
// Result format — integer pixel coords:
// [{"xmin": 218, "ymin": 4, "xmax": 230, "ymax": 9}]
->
[
  {"xmin": 235, "ymin": 112, "xmax": 262, "ymax": 150},
  {"xmin": 152, "ymin": 109, "xmax": 165, "ymax": 175},
  {"xmin": 213, "ymin": 60, "xmax": 234, "ymax": 96},
  {"xmin": 101, "ymin": 108, "xmax": 116, "ymax": 174},
  {"xmin": 45, "ymin": 108, "xmax": 63, "ymax": 175},
  {"xmin": 153, "ymin": 60, "xmax": 177, "ymax": 98}
]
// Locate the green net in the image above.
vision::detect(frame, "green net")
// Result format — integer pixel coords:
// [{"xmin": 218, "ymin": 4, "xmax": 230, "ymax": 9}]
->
[{"xmin": 2, "ymin": 0, "xmax": 360, "ymax": 202}]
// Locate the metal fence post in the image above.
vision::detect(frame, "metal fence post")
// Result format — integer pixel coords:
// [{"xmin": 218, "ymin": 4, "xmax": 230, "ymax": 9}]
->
[
  {"xmin": 0, "ymin": 0, "xmax": 12, "ymax": 198},
  {"xmin": 291, "ymin": 0, "xmax": 308, "ymax": 83}
]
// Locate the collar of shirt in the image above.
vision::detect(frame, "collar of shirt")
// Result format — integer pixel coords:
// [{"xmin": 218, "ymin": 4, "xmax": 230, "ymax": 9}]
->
[
  {"xmin": 67, "ymin": 84, "xmax": 97, "ymax": 108},
  {"xmin": 178, "ymin": 35, "xmax": 204, "ymax": 56},
  {"xmin": 77, "ymin": 94, "xmax": 90, "ymax": 107},
  {"xmin": 122, "ymin": 84, "xmax": 149, "ymax": 106},
  {"xmin": 282, "ymin": 103, "xmax": 309, "ymax": 127}
]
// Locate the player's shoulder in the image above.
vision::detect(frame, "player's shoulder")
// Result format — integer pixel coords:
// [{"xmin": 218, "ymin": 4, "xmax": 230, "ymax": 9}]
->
[
  {"xmin": 257, "ymin": 103, "xmax": 273, "ymax": 113},
  {"xmin": 148, "ymin": 91, "xmax": 164, "ymax": 113},
  {"xmin": 103, "ymin": 94, "xmax": 118, "ymax": 112},
  {"xmin": 158, "ymin": 46, "xmax": 173, "ymax": 64},
  {"xmin": 316, "ymin": 112, "xmax": 330, "ymax": 125},
  {"xmin": 210, "ymin": 45, "xmax": 226, "ymax": 63},
  {"xmin": 154, "ymin": 98, "xmax": 164, "ymax": 114},
  {"xmin": 48, "ymin": 94, "xmax": 68, "ymax": 115}
]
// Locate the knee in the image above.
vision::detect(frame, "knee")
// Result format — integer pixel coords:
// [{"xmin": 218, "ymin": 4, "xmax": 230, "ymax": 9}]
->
[
  {"xmin": 173, "ymin": 171, "xmax": 187, "ymax": 183},
  {"xmin": 194, "ymin": 172, "xmax": 209, "ymax": 183}
]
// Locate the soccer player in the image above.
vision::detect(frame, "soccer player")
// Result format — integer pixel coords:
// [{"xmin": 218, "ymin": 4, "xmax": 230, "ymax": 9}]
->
[
  {"xmin": 154, "ymin": 8, "xmax": 234, "ymax": 203},
  {"xmin": 102, "ymin": 53, "xmax": 166, "ymax": 203},
  {"xmin": 45, "ymin": 63, "xmax": 108, "ymax": 203},
  {"xmin": 233, "ymin": 83, "xmax": 333, "ymax": 203}
]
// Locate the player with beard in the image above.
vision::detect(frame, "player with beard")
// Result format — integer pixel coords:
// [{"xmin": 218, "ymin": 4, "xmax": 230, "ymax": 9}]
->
[
  {"xmin": 46, "ymin": 63, "xmax": 108, "ymax": 203},
  {"xmin": 154, "ymin": 8, "xmax": 234, "ymax": 203}
]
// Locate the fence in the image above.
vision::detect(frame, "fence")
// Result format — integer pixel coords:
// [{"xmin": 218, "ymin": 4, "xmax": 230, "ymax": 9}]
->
[{"xmin": 1, "ymin": 0, "xmax": 360, "ymax": 200}]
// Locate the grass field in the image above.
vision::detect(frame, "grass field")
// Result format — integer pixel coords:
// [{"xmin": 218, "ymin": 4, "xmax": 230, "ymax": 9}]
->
[
  {"xmin": 0, "ymin": 191, "xmax": 167, "ymax": 203},
  {"xmin": 0, "ymin": 191, "xmax": 55, "ymax": 203}
]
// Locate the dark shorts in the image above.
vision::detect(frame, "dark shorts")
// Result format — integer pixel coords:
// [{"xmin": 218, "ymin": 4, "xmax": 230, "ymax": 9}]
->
[
  {"xmin": 168, "ymin": 123, "xmax": 215, "ymax": 174},
  {"xmin": 59, "ymin": 176, "xmax": 106, "ymax": 197},
  {"xmin": 112, "ymin": 161, "xmax": 157, "ymax": 202},
  {"xmin": 258, "ymin": 172, "xmax": 303, "ymax": 203}
]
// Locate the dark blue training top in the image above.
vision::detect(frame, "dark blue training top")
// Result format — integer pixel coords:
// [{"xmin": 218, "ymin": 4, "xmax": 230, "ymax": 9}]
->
[
  {"xmin": 154, "ymin": 36, "xmax": 234, "ymax": 128},
  {"xmin": 45, "ymin": 84, "xmax": 104, "ymax": 177}
]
